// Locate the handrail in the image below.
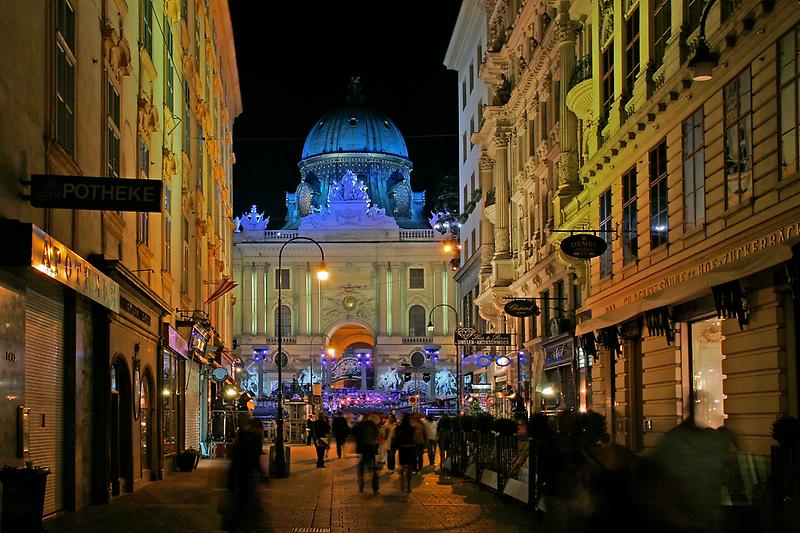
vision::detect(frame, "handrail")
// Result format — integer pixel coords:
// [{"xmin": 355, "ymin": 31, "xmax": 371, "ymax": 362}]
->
[{"xmin": 568, "ymin": 54, "xmax": 592, "ymax": 91}]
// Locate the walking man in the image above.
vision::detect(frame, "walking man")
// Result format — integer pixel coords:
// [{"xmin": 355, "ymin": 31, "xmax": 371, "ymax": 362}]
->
[
  {"xmin": 423, "ymin": 414, "xmax": 438, "ymax": 468},
  {"xmin": 311, "ymin": 413, "xmax": 330, "ymax": 468},
  {"xmin": 332, "ymin": 411, "xmax": 350, "ymax": 458},
  {"xmin": 353, "ymin": 413, "xmax": 380, "ymax": 494}
]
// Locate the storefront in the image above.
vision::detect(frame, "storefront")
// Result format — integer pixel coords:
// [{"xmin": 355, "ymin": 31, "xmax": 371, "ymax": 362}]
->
[
  {"xmin": 1, "ymin": 221, "xmax": 119, "ymax": 513},
  {"xmin": 540, "ymin": 335, "xmax": 578, "ymax": 414},
  {"xmin": 172, "ymin": 323, "xmax": 208, "ymax": 455}
]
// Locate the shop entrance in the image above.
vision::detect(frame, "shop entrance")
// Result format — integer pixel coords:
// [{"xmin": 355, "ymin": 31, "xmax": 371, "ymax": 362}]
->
[
  {"xmin": 110, "ymin": 358, "xmax": 133, "ymax": 495},
  {"xmin": 139, "ymin": 372, "xmax": 153, "ymax": 480}
]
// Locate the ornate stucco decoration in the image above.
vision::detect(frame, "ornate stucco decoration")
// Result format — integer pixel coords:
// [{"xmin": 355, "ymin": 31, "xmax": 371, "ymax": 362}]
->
[
  {"xmin": 323, "ymin": 281, "xmax": 376, "ymax": 325},
  {"xmin": 137, "ymin": 96, "xmax": 160, "ymax": 136},
  {"xmin": 600, "ymin": 0, "xmax": 614, "ymax": 48},
  {"xmin": 162, "ymin": 147, "xmax": 178, "ymax": 179},
  {"xmin": 234, "ymin": 205, "xmax": 269, "ymax": 233},
  {"xmin": 299, "ymin": 171, "xmax": 400, "ymax": 230}
]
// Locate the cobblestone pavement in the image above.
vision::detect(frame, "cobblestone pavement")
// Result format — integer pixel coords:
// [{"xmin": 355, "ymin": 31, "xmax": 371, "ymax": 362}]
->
[{"xmin": 45, "ymin": 443, "xmax": 534, "ymax": 532}]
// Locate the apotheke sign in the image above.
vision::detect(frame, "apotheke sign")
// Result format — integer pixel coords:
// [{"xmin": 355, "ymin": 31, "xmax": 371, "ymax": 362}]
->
[{"xmin": 30, "ymin": 174, "xmax": 162, "ymax": 212}]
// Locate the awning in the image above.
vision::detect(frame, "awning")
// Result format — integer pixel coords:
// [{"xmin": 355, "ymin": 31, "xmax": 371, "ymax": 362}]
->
[{"xmin": 575, "ymin": 237, "xmax": 798, "ymax": 336}]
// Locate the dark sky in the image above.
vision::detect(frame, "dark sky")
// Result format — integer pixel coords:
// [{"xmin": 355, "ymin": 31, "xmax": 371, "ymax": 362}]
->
[{"xmin": 229, "ymin": 1, "xmax": 462, "ymax": 227}]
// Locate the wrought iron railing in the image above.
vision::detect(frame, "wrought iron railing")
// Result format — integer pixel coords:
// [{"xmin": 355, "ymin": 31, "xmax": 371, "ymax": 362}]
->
[{"xmin": 568, "ymin": 54, "xmax": 592, "ymax": 91}]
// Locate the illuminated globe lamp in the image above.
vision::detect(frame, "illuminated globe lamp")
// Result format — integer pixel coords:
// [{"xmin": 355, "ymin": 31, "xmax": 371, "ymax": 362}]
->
[{"xmin": 495, "ymin": 354, "xmax": 511, "ymax": 367}]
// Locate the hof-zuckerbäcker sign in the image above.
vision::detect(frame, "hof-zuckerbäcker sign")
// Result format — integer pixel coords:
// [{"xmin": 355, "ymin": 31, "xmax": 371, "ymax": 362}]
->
[
  {"xmin": 503, "ymin": 299, "xmax": 540, "ymax": 317},
  {"xmin": 2, "ymin": 221, "xmax": 119, "ymax": 311},
  {"xmin": 30, "ymin": 174, "xmax": 162, "ymax": 212},
  {"xmin": 559, "ymin": 233, "xmax": 608, "ymax": 259}
]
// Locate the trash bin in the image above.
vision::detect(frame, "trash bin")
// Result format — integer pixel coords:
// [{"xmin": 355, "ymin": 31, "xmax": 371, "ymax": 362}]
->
[
  {"xmin": 268, "ymin": 445, "xmax": 291, "ymax": 477},
  {"xmin": 0, "ymin": 465, "xmax": 50, "ymax": 532}
]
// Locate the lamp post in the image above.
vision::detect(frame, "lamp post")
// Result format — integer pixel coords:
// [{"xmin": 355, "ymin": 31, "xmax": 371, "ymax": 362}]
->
[
  {"xmin": 308, "ymin": 333, "xmax": 333, "ymax": 407},
  {"xmin": 426, "ymin": 304, "xmax": 461, "ymax": 414},
  {"xmin": 275, "ymin": 236, "xmax": 329, "ymax": 478}
]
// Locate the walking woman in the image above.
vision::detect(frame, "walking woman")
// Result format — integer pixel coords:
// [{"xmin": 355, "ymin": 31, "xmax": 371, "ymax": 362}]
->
[{"xmin": 394, "ymin": 414, "xmax": 416, "ymax": 493}]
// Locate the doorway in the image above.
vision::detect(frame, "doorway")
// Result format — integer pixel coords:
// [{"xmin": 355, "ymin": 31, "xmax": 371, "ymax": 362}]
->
[{"xmin": 110, "ymin": 357, "xmax": 133, "ymax": 495}]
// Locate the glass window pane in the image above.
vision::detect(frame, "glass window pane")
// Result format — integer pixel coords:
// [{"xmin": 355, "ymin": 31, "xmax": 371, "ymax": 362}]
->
[
  {"xmin": 781, "ymin": 85, "xmax": 796, "ymax": 135},
  {"xmin": 739, "ymin": 71, "xmax": 751, "ymax": 114},
  {"xmin": 691, "ymin": 319, "xmax": 726, "ymax": 429},
  {"xmin": 782, "ymin": 130, "xmax": 797, "ymax": 175}
]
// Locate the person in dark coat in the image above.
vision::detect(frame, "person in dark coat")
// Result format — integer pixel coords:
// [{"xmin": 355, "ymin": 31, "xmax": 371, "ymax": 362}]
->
[
  {"xmin": 352, "ymin": 413, "xmax": 380, "ymax": 493},
  {"xmin": 332, "ymin": 411, "xmax": 350, "ymax": 458},
  {"xmin": 311, "ymin": 414, "xmax": 331, "ymax": 468},
  {"xmin": 305, "ymin": 415, "xmax": 314, "ymax": 446},
  {"xmin": 394, "ymin": 414, "xmax": 416, "ymax": 493},
  {"xmin": 223, "ymin": 417, "xmax": 266, "ymax": 531}
]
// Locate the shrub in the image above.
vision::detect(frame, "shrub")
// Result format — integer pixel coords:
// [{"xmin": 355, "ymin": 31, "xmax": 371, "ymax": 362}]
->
[
  {"xmin": 772, "ymin": 416, "xmax": 800, "ymax": 447},
  {"xmin": 437, "ymin": 415, "xmax": 451, "ymax": 431},
  {"xmin": 475, "ymin": 412, "xmax": 495, "ymax": 433}
]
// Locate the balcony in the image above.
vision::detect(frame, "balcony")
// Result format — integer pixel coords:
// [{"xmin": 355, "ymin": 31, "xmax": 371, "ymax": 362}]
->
[
  {"xmin": 566, "ymin": 54, "xmax": 593, "ymax": 122},
  {"xmin": 402, "ymin": 337, "xmax": 432, "ymax": 344},
  {"xmin": 399, "ymin": 229, "xmax": 434, "ymax": 240}
]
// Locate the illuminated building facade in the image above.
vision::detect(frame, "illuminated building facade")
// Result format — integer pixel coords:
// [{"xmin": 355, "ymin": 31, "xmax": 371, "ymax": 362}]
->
[
  {"xmin": 232, "ymin": 96, "xmax": 458, "ymax": 416},
  {"xmin": 0, "ymin": 0, "xmax": 240, "ymax": 512}
]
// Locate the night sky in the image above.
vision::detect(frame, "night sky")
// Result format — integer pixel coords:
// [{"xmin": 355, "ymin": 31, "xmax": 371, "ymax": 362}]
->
[{"xmin": 229, "ymin": 1, "xmax": 462, "ymax": 227}]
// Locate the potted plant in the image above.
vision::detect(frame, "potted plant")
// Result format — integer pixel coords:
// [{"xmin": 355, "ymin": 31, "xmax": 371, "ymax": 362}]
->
[
  {"xmin": 176, "ymin": 448, "xmax": 201, "ymax": 472},
  {"xmin": 771, "ymin": 416, "xmax": 800, "ymax": 504}
]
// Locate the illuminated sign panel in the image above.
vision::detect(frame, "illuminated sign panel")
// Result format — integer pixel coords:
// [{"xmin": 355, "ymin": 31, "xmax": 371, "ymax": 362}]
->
[{"xmin": 30, "ymin": 174, "xmax": 162, "ymax": 212}]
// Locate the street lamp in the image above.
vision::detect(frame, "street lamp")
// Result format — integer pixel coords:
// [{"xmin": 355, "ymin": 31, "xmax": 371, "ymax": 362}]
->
[
  {"xmin": 688, "ymin": 0, "xmax": 720, "ymax": 81},
  {"xmin": 427, "ymin": 304, "xmax": 462, "ymax": 414},
  {"xmin": 275, "ymin": 236, "xmax": 328, "ymax": 478}
]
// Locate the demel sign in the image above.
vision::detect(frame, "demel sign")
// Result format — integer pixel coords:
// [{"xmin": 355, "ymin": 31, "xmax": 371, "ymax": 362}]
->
[{"xmin": 560, "ymin": 234, "xmax": 608, "ymax": 259}]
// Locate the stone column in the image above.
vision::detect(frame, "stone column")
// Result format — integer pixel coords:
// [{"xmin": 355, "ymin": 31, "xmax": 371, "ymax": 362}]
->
[
  {"xmin": 233, "ymin": 263, "xmax": 243, "ymax": 335},
  {"xmin": 395, "ymin": 264, "xmax": 405, "ymax": 337},
  {"xmin": 256, "ymin": 263, "xmax": 267, "ymax": 334},
  {"xmin": 242, "ymin": 263, "xmax": 253, "ymax": 335},
  {"xmin": 377, "ymin": 263, "xmax": 388, "ymax": 336},
  {"xmin": 298, "ymin": 266, "xmax": 309, "ymax": 337},
  {"xmin": 479, "ymin": 155, "xmax": 495, "ymax": 274},
  {"xmin": 557, "ymin": 5, "xmax": 581, "ymax": 199},
  {"xmin": 493, "ymin": 133, "xmax": 511, "ymax": 260}
]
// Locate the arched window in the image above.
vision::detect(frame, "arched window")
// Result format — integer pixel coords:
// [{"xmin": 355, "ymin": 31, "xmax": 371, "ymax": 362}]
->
[
  {"xmin": 275, "ymin": 305, "xmax": 292, "ymax": 337},
  {"xmin": 408, "ymin": 305, "xmax": 426, "ymax": 337}
]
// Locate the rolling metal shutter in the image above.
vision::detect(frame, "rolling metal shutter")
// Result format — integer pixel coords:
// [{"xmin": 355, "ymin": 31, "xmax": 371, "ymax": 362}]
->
[
  {"xmin": 185, "ymin": 360, "xmax": 201, "ymax": 451},
  {"xmin": 25, "ymin": 289, "xmax": 65, "ymax": 515}
]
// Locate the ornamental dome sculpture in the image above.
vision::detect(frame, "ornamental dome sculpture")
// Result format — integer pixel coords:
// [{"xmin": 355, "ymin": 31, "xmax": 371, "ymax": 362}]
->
[{"xmin": 283, "ymin": 77, "xmax": 427, "ymax": 230}]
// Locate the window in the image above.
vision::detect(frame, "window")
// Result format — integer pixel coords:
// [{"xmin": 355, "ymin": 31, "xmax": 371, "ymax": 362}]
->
[
  {"xmin": 162, "ymin": 350, "xmax": 181, "ymax": 454},
  {"xmin": 470, "ymin": 173, "xmax": 476, "ymax": 196},
  {"xmin": 142, "ymin": 0, "xmax": 153, "ymax": 57},
  {"xmin": 554, "ymin": 280, "xmax": 565, "ymax": 320},
  {"xmin": 275, "ymin": 305, "xmax": 292, "ymax": 337},
  {"xmin": 778, "ymin": 26, "xmax": 800, "ymax": 178},
  {"xmin": 469, "ymin": 63, "xmax": 475, "ymax": 93},
  {"xmin": 137, "ymin": 139, "xmax": 150, "ymax": 245},
  {"xmin": 723, "ymin": 68, "xmax": 753, "ymax": 208},
  {"xmin": 622, "ymin": 166, "xmax": 638, "ymax": 264},
  {"xmin": 462, "ymin": 80, "xmax": 467, "ymax": 110},
  {"xmin": 602, "ymin": 43, "xmax": 614, "ymax": 121},
  {"xmin": 408, "ymin": 305, "xmax": 426, "ymax": 337},
  {"xmin": 55, "ymin": 0, "xmax": 75, "ymax": 155},
  {"xmin": 275, "ymin": 268, "xmax": 290, "ymax": 290},
  {"xmin": 478, "ymin": 98, "xmax": 484, "ymax": 129},
  {"xmin": 683, "ymin": 109, "xmax": 706, "ymax": 228},
  {"xmin": 106, "ymin": 81, "xmax": 120, "ymax": 178},
  {"xmin": 409, "ymin": 268, "xmax": 425, "ymax": 289},
  {"xmin": 469, "ymin": 117, "xmax": 475, "ymax": 147},
  {"xmin": 477, "ymin": 43, "xmax": 483, "ymax": 68},
  {"xmin": 462, "ymin": 133, "xmax": 467, "ymax": 163},
  {"xmin": 624, "ymin": 7, "xmax": 640, "ymax": 103},
  {"xmin": 163, "ymin": 185, "xmax": 171, "ymax": 271},
  {"xmin": 686, "ymin": 0, "xmax": 707, "ymax": 32},
  {"xmin": 164, "ymin": 18, "xmax": 174, "ymax": 111},
  {"xmin": 653, "ymin": 0, "xmax": 671, "ymax": 70},
  {"xmin": 471, "ymin": 228, "xmax": 477, "ymax": 255},
  {"xmin": 198, "ymin": 122, "xmax": 204, "ymax": 191},
  {"xmin": 463, "ymin": 293, "xmax": 474, "ymax": 328},
  {"xmin": 183, "ymin": 82, "xmax": 191, "ymax": 155},
  {"xmin": 690, "ymin": 318, "xmax": 727, "ymax": 428},
  {"xmin": 599, "ymin": 188, "xmax": 613, "ymax": 278},
  {"xmin": 463, "ymin": 185, "xmax": 468, "ymax": 210},
  {"xmin": 181, "ymin": 217, "xmax": 189, "ymax": 292},
  {"xmin": 541, "ymin": 290, "xmax": 551, "ymax": 337},
  {"xmin": 650, "ymin": 140, "xmax": 669, "ymax": 248}
]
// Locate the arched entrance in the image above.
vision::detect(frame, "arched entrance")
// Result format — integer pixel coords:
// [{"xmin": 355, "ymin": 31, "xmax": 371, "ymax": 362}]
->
[
  {"xmin": 110, "ymin": 356, "xmax": 133, "ymax": 495},
  {"xmin": 139, "ymin": 370, "xmax": 154, "ymax": 479},
  {"xmin": 326, "ymin": 323, "xmax": 374, "ymax": 391}
]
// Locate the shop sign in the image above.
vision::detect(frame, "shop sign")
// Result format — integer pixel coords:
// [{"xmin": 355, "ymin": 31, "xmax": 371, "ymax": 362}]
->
[
  {"xmin": 544, "ymin": 341, "xmax": 574, "ymax": 369},
  {"xmin": 189, "ymin": 325, "xmax": 209, "ymax": 355},
  {"xmin": 120, "ymin": 296, "xmax": 151, "ymax": 326},
  {"xmin": 211, "ymin": 367, "xmax": 229, "ymax": 382},
  {"xmin": 166, "ymin": 325, "xmax": 189, "ymax": 357},
  {"xmin": 454, "ymin": 328, "xmax": 512, "ymax": 346},
  {"xmin": 503, "ymin": 300, "xmax": 540, "ymax": 317},
  {"xmin": 30, "ymin": 174, "xmax": 162, "ymax": 212},
  {"xmin": 560, "ymin": 234, "xmax": 608, "ymax": 259},
  {"xmin": 2, "ymin": 221, "xmax": 119, "ymax": 311}
]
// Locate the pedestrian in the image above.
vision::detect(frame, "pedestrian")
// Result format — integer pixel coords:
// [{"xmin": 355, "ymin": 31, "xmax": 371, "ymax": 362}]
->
[
  {"xmin": 305, "ymin": 414, "xmax": 314, "ymax": 446},
  {"xmin": 423, "ymin": 414, "xmax": 438, "ymax": 467},
  {"xmin": 410, "ymin": 413, "xmax": 426, "ymax": 473},
  {"xmin": 332, "ymin": 411, "xmax": 350, "ymax": 458},
  {"xmin": 394, "ymin": 414, "xmax": 416, "ymax": 493},
  {"xmin": 353, "ymin": 413, "xmax": 380, "ymax": 494},
  {"xmin": 223, "ymin": 416, "xmax": 267, "ymax": 531},
  {"xmin": 311, "ymin": 413, "xmax": 330, "ymax": 468},
  {"xmin": 384, "ymin": 414, "xmax": 397, "ymax": 472}
]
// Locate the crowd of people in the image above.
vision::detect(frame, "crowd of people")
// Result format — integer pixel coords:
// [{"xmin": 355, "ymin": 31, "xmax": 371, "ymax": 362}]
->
[{"xmin": 302, "ymin": 411, "xmax": 439, "ymax": 493}]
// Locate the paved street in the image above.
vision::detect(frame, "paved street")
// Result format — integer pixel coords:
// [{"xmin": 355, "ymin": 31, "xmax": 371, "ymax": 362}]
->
[{"xmin": 45, "ymin": 444, "xmax": 533, "ymax": 532}]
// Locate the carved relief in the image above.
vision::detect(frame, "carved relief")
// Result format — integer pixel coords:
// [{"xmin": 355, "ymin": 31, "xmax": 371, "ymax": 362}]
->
[
  {"xmin": 137, "ymin": 96, "xmax": 160, "ymax": 136},
  {"xmin": 600, "ymin": 1, "xmax": 614, "ymax": 47}
]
